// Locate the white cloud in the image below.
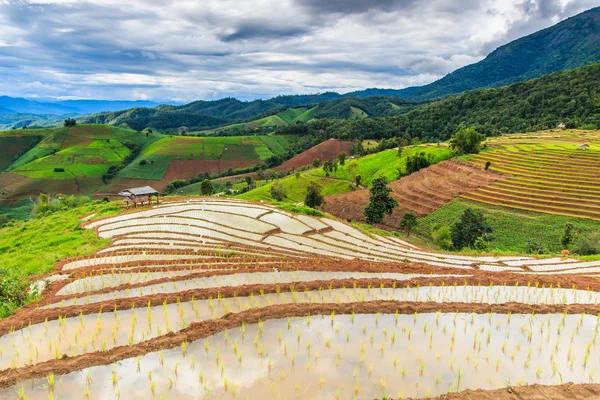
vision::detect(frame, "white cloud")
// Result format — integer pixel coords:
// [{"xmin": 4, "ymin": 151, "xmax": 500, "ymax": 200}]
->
[{"xmin": 0, "ymin": 0, "xmax": 594, "ymax": 101}]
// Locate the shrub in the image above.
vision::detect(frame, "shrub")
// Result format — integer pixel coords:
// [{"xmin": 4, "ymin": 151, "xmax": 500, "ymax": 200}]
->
[
  {"xmin": 270, "ymin": 182, "xmax": 287, "ymax": 201},
  {"xmin": 304, "ymin": 182, "xmax": 324, "ymax": 209},
  {"xmin": 404, "ymin": 152, "xmax": 431, "ymax": 176},
  {"xmin": 432, "ymin": 224, "xmax": 452, "ymax": 250},
  {"xmin": 400, "ymin": 212, "xmax": 418, "ymax": 236},
  {"xmin": 139, "ymin": 160, "xmax": 147, "ymax": 165},
  {"xmin": 561, "ymin": 222, "xmax": 575, "ymax": 248},
  {"xmin": 484, "ymin": 161, "xmax": 491, "ymax": 170},
  {"xmin": 0, "ymin": 269, "xmax": 30, "ymax": 318},
  {"xmin": 449, "ymin": 127, "xmax": 485, "ymax": 155},
  {"xmin": 572, "ymin": 232, "xmax": 600, "ymax": 255},
  {"xmin": 53, "ymin": 167, "xmax": 65, "ymax": 172},
  {"xmin": 364, "ymin": 177, "xmax": 398, "ymax": 225},
  {"xmin": 451, "ymin": 208, "xmax": 492, "ymax": 250},
  {"xmin": 200, "ymin": 179, "xmax": 214, "ymax": 196}
]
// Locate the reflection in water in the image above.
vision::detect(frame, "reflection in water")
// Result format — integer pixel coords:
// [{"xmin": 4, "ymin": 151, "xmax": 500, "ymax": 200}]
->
[{"xmin": 3, "ymin": 312, "xmax": 599, "ymax": 399}]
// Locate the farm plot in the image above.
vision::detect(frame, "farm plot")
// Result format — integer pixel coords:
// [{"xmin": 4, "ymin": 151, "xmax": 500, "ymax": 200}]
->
[
  {"xmin": 3, "ymin": 198, "xmax": 600, "ymax": 399},
  {"xmin": 465, "ymin": 130, "xmax": 600, "ymax": 220},
  {"xmin": 117, "ymin": 135, "xmax": 291, "ymax": 181}
]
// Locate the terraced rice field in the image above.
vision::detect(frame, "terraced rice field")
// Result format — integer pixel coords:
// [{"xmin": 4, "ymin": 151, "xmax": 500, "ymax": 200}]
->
[
  {"xmin": 3, "ymin": 198, "xmax": 600, "ymax": 399},
  {"xmin": 323, "ymin": 159, "xmax": 504, "ymax": 229},
  {"xmin": 465, "ymin": 130, "xmax": 600, "ymax": 220}
]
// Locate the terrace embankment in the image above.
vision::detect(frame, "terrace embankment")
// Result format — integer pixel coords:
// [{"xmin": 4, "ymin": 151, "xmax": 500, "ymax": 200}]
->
[{"xmin": 322, "ymin": 159, "xmax": 507, "ymax": 227}]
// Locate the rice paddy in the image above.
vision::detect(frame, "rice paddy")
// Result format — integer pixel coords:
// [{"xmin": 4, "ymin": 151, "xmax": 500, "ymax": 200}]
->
[{"xmin": 2, "ymin": 198, "xmax": 600, "ymax": 399}]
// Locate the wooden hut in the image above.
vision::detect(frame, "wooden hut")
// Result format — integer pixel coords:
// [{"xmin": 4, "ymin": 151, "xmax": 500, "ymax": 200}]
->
[{"xmin": 118, "ymin": 186, "xmax": 160, "ymax": 207}]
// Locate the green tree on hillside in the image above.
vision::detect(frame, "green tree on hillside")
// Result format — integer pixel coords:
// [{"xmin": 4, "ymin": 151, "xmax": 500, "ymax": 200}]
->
[
  {"xmin": 312, "ymin": 158, "xmax": 322, "ymax": 168},
  {"xmin": 270, "ymin": 182, "xmax": 287, "ymax": 201},
  {"xmin": 63, "ymin": 118, "xmax": 76, "ymax": 127},
  {"xmin": 200, "ymin": 179, "xmax": 213, "ymax": 195},
  {"xmin": 304, "ymin": 182, "xmax": 324, "ymax": 209},
  {"xmin": 449, "ymin": 127, "xmax": 485, "ymax": 155},
  {"xmin": 337, "ymin": 151, "xmax": 347, "ymax": 166},
  {"xmin": 364, "ymin": 178, "xmax": 398, "ymax": 225},
  {"xmin": 400, "ymin": 212, "xmax": 418, "ymax": 236},
  {"xmin": 451, "ymin": 208, "xmax": 492, "ymax": 250}
]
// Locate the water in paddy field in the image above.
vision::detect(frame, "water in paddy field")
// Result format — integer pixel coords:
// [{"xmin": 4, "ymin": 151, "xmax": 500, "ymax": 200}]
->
[
  {"xmin": 4, "ymin": 312, "xmax": 600, "ymax": 399},
  {"xmin": 5, "ymin": 286, "xmax": 600, "ymax": 369}
]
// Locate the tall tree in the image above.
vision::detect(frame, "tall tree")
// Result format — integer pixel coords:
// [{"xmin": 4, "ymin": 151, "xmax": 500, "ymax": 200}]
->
[
  {"xmin": 449, "ymin": 127, "xmax": 485, "ymax": 155},
  {"xmin": 400, "ymin": 212, "xmax": 418, "ymax": 236},
  {"xmin": 364, "ymin": 178, "xmax": 398, "ymax": 224},
  {"xmin": 200, "ymin": 179, "xmax": 214, "ymax": 195}
]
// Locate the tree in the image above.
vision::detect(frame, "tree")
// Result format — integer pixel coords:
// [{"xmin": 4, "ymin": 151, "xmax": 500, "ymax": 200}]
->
[
  {"xmin": 200, "ymin": 179, "xmax": 213, "ymax": 195},
  {"xmin": 270, "ymin": 182, "xmax": 287, "ymax": 201},
  {"xmin": 337, "ymin": 151, "xmax": 347, "ymax": 166},
  {"xmin": 484, "ymin": 161, "xmax": 491, "ymax": 170},
  {"xmin": 449, "ymin": 127, "xmax": 485, "ymax": 155},
  {"xmin": 63, "ymin": 118, "xmax": 77, "ymax": 127},
  {"xmin": 400, "ymin": 212, "xmax": 418, "ymax": 236},
  {"xmin": 364, "ymin": 178, "xmax": 398, "ymax": 225},
  {"xmin": 451, "ymin": 208, "xmax": 492, "ymax": 250},
  {"xmin": 404, "ymin": 152, "xmax": 431, "ymax": 175},
  {"xmin": 561, "ymin": 222, "xmax": 575, "ymax": 248},
  {"xmin": 312, "ymin": 158, "xmax": 322, "ymax": 168},
  {"xmin": 355, "ymin": 175, "xmax": 362, "ymax": 187},
  {"xmin": 304, "ymin": 182, "xmax": 324, "ymax": 208}
]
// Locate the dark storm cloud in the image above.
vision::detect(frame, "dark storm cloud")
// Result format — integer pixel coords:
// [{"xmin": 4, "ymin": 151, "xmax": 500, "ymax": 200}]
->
[
  {"xmin": 295, "ymin": 0, "xmax": 420, "ymax": 14},
  {"xmin": 0, "ymin": 0, "xmax": 596, "ymax": 101},
  {"xmin": 219, "ymin": 23, "xmax": 310, "ymax": 42}
]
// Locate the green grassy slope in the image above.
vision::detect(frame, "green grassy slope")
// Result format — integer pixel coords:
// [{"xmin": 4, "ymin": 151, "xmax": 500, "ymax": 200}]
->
[
  {"xmin": 415, "ymin": 198, "xmax": 600, "ymax": 255},
  {"xmin": 307, "ymin": 145, "xmax": 454, "ymax": 185},
  {"xmin": 236, "ymin": 144, "xmax": 454, "ymax": 203},
  {"xmin": 237, "ymin": 174, "xmax": 353, "ymax": 203}
]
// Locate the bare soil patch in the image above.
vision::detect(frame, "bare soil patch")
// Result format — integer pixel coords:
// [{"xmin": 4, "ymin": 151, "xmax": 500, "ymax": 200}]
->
[{"xmin": 275, "ymin": 139, "xmax": 352, "ymax": 173}]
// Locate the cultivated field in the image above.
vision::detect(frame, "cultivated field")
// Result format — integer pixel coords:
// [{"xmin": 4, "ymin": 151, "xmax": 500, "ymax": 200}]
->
[
  {"xmin": 118, "ymin": 135, "xmax": 291, "ymax": 181},
  {"xmin": 465, "ymin": 130, "xmax": 600, "ymax": 220},
  {"xmin": 274, "ymin": 138, "xmax": 352, "ymax": 173},
  {"xmin": 2, "ymin": 198, "xmax": 600, "ymax": 399}
]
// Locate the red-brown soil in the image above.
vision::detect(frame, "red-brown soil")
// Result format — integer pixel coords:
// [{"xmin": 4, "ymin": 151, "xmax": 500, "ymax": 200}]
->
[
  {"xmin": 164, "ymin": 159, "xmax": 264, "ymax": 181},
  {"xmin": 274, "ymin": 139, "xmax": 353, "ymax": 173},
  {"xmin": 322, "ymin": 159, "xmax": 508, "ymax": 229}
]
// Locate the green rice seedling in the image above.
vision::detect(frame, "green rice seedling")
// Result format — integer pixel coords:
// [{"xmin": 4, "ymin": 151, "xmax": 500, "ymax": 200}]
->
[{"xmin": 46, "ymin": 373, "xmax": 55, "ymax": 391}]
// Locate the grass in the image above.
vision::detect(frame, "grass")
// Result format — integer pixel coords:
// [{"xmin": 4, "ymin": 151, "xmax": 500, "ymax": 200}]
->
[
  {"xmin": 308, "ymin": 145, "xmax": 454, "ymax": 185},
  {"xmin": 415, "ymin": 197, "xmax": 600, "ymax": 254},
  {"xmin": 0, "ymin": 202, "xmax": 120, "ymax": 277},
  {"xmin": 0, "ymin": 136, "xmax": 41, "ymax": 171},
  {"xmin": 193, "ymin": 107, "xmax": 316, "ymax": 135},
  {"xmin": 237, "ymin": 174, "xmax": 352, "ymax": 203}
]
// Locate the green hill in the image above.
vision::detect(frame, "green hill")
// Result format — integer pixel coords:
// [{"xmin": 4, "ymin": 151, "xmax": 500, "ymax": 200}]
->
[
  {"xmin": 278, "ymin": 61, "xmax": 600, "ymax": 142},
  {"xmin": 235, "ymin": 144, "xmax": 453, "ymax": 203}
]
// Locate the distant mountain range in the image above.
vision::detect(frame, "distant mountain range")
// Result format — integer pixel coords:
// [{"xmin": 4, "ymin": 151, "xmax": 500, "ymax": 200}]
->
[{"xmin": 0, "ymin": 96, "xmax": 168, "ymax": 116}]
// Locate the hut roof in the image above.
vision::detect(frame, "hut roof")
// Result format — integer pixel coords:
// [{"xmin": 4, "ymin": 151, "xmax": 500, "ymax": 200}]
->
[{"xmin": 118, "ymin": 186, "xmax": 159, "ymax": 197}]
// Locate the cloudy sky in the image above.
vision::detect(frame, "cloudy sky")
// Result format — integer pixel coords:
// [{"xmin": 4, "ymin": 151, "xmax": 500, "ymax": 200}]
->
[{"xmin": 0, "ymin": 0, "xmax": 597, "ymax": 102}]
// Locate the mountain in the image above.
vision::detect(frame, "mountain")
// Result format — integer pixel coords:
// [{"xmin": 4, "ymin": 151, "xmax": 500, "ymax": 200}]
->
[
  {"xmin": 79, "ymin": 95, "xmax": 422, "ymax": 132},
  {"xmin": 277, "ymin": 61, "xmax": 600, "ymax": 142},
  {"xmin": 0, "ymin": 96, "xmax": 170, "ymax": 116},
  {"xmin": 396, "ymin": 6, "xmax": 600, "ymax": 100},
  {"xmin": 54, "ymin": 100, "xmax": 165, "ymax": 114},
  {"xmin": 0, "ymin": 96, "xmax": 77, "ymax": 115}
]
